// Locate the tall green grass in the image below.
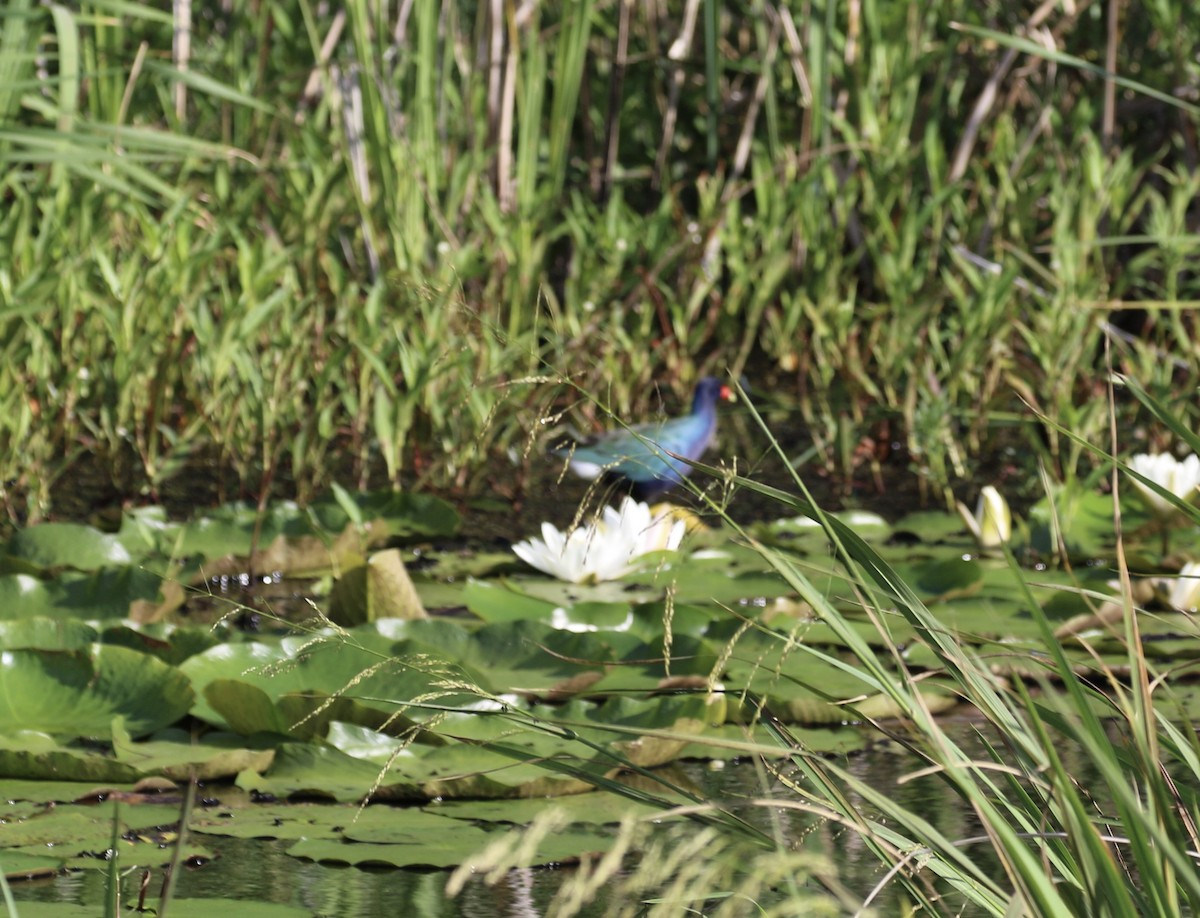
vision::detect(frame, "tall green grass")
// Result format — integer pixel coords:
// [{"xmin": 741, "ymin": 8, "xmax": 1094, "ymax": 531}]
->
[{"xmin": 1, "ymin": 1, "xmax": 1199, "ymax": 521}]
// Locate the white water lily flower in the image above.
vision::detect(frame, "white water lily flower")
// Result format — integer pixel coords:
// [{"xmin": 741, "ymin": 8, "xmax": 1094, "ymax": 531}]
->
[
  {"xmin": 782, "ymin": 510, "xmax": 887, "ymax": 530},
  {"xmin": 549, "ymin": 607, "xmax": 636, "ymax": 632},
  {"xmin": 1128, "ymin": 453, "xmax": 1200, "ymax": 517},
  {"xmin": 1158, "ymin": 561, "xmax": 1200, "ymax": 613},
  {"xmin": 843, "ymin": 511, "xmax": 888, "ymax": 528},
  {"xmin": 957, "ymin": 485, "xmax": 1011, "ymax": 548},
  {"xmin": 512, "ymin": 498, "xmax": 687, "ymax": 584}
]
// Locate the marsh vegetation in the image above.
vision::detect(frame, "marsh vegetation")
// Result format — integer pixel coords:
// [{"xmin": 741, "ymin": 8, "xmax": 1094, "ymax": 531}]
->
[{"xmin": 3, "ymin": 1, "xmax": 1200, "ymax": 915}]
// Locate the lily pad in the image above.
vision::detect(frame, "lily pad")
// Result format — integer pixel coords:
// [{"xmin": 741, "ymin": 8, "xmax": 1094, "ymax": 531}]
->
[
  {"xmin": 132, "ymin": 902, "xmax": 311, "ymax": 918},
  {"xmin": 0, "ymin": 799, "xmax": 211, "ymax": 871},
  {"xmin": 0, "ymin": 732, "xmax": 143, "ymax": 782},
  {"xmin": 235, "ymin": 742, "xmax": 420, "ymax": 802},
  {"xmin": 235, "ymin": 689, "xmax": 717, "ymax": 802},
  {"xmin": 913, "ymin": 558, "xmax": 984, "ymax": 602},
  {"xmin": 111, "ymin": 722, "xmax": 276, "ymax": 781},
  {"xmin": 430, "ymin": 790, "xmax": 673, "ymax": 825},
  {"xmin": 0, "ymin": 567, "xmax": 165, "ymax": 621},
  {"xmin": 1, "ymin": 851, "xmax": 64, "ymax": 878},
  {"xmin": 7, "ymin": 523, "xmax": 134, "ymax": 571},
  {"xmin": 287, "ymin": 820, "xmax": 612, "ymax": 869},
  {"xmin": 1027, "ymin": 487, "xmax": 1120, "ymax": 560},
  {"xmin": 179, "ymin": 635, "xmax": 467, "ymax": 734},
  {"xmin": 327, "ymin": 548, "xmax": 428, "ymax": 625},
  {"xmin": 0, "ymin": 645, "xmax": 194, "ymax": 738},
  {"xmin": 0, "ymin": 617, "xmax": 98, "ymax": 650}
]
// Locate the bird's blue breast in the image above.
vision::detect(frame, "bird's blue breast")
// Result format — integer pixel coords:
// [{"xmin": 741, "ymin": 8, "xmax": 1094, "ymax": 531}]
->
[{"xmin": 557, "ymin": 412, "xmax": 716, "ymax": 486}]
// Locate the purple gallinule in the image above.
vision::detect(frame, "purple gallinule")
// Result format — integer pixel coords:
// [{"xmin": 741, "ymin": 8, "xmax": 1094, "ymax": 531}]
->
[{"xmin": 554, "ymin": 377, "xmax": 733, "ymax": 499}]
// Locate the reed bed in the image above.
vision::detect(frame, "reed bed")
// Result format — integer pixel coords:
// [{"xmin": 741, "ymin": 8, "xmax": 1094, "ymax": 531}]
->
[{"xmin": 1, "ymin": 0, "xmax": 1198, "ymax": 521}]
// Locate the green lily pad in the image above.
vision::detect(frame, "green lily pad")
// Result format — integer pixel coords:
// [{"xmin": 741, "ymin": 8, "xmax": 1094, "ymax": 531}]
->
[
  {"xmin": 891, "ymin": 511, "xmax": 972, "ymax": 543},
  {"xmin": 308, "ymin": 490, "xmax": 460, "ymax": 540},
  {"xmin": 236, "ymin": 688, "xmax": 717, "ymax": 802},
  {"xmin": 162, "ymin": 490, "xmax": 459, "ymax": 568},
  {"xmin": 7, "ymin": 523, "xmax": 134, "ymax": 571},
  {"xmin": 180, "ymin": 635, "xmax": 467, "ymax": 733},
  {"xmin": 111, "ymin": 722, "xmax": 276, "ymax": 781},
  {"xmin": 235, "ymin": 742, "xmax": 418, "ymax": 802},
  {"xmin": 0, "ymin": 644, "xmax": 194, "ymax": 738},
  {"xmin": 0, "ymin": 779, "xmax": 141, "ymax": 804},
  {"xmin": 677, "ymin": 722, "xmax": 871, "ymax": 760},
  {"xmin": 1027, "ymin": 487, "xmax": 1119, "ymax": 560},
  {"xmin": 464, "ymin": 579, "xmax": 562, "ymax": 623},
  {"xmin": 99, "ymin": 622, "xmax": 224, "ymax": 666},
  {"xmin": 172, "ymin": 502, "xmax": 316, "ymax": 559},
  {"xmin": 132, "ymin": 902, "xmax": 311, "ymax": 918},
  {"xmin": 7, "ymin": 905, "xmax": 306, "ymax": 918},
  {"xmin": 0, "ymin": 617, "xmax": 98, "ymax": 650},
  {"xmin": 0, "ymin": 799, "xmax": 211, "ymax": 871},
  {"xmin": 912, "ymin": 558, "xmax": 984, "ymax": 602},
  {"xmin": 287, "ymin": 819, "xmax": 611, "ymax": 869},
  {"xmin": 190, "ymin": 798, "xmax": 361, "ymax": 841},
  {"xmin": 430, "ymin": 790, "xmax": 673, "ymax": 825},
  {"xmin": 0, "ymin": 732, "xmax": 143, "ymax": 782},
  {"xmin": 0, "ymin": 567, "xmax": 165, "ymax": 621},
  {"xmin": 1, "ymin": 851, "xmax": 64, "ymax": 878},
  {"xmin": 327, "ymin": 548, "xmax": 428, "ymax": 625},
  {"xmin": 716, "ymin": 629, "xmax": 960, "ymax": 725}
]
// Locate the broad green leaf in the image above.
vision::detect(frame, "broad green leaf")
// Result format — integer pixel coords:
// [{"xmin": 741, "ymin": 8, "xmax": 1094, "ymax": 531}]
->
[
  {"xmin": 287, "ymin": 817, "xmax": 611, "ymax": 868},
  {"xmin": 110, "ymin": 723, "xmax": 275, "ymax": 781},
  {"xmin": 1, "ymin": 851, "xmax": 64, "ymax": 878},
  {"xmin": 0, "ymin": 645, "xmax": 193, "ymax": 737},
  {"xmin": 0, "ymin": 617, "xmax": 97, "ymax": 649},
  {"xmin": 913, "ymin": 558, "xmax": 984, "ymax": 602},
  {"xmin": 134, "ymin": 902, "xmax": 311, "ymax": 918},
  {"xmin": 0, "ymin": 732, "xmax": 142, "ymax": 782},
  {"xmin": 180, "ymin": 635, "xmax": 470, "ymax": 730},
  {"xmin": 0, "ymin": 568, "xmax": 164, "ymax": 621},
  {"xmin": 327, "ymin": 548, "xmax": 428, "ymax": 625},
  {"xmin": 8, "ymin": 523, "xmax": 133, "ymax": 570}
]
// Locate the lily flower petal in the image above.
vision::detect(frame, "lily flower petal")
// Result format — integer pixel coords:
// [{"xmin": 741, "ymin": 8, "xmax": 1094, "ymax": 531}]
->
[
  {"xmin": 1128, "ymin": 453, "xmax": 1200, "ymax": 517},
  {"xmin": 1157, "ymin": 561, "xmax": 1200, "ymax": 612},
  {"xmin": 957, "ymin": 485, "xmax": 1011, "ymax": 549},
  {"xmin": 512, "ymin": 498, "xmax": 689, "ymax": 583}
]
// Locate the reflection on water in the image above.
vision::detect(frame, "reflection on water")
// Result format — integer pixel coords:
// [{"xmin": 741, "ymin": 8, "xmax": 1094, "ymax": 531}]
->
[{"xmin": 8, "ymin": 720, "xmax": 1117, "ymax": 917}]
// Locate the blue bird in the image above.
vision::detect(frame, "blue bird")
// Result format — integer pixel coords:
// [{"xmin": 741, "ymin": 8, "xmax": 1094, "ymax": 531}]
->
[{"xmin": 554, "ymin": 377, "xmax": 733, "ymax": 500}]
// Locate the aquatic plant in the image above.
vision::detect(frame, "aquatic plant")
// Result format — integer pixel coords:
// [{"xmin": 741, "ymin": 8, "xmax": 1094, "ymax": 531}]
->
[
  {"xmin": 957, "ymin": 485, "xmax": 1013, "ymax": 549},
  {"xmin": 1157, "ymin": 560, "xmax": 1200, "ymax": 613},
  {"xmin": 511, "ymin": 498, "xmax": 686, "ymax": 584},
  {"xmin": 1127, "ymin": 452, "xmax": 1200, "ymax": 518}
]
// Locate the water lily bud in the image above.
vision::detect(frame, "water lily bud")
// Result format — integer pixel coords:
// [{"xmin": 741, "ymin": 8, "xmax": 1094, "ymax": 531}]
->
[{"xmin": 957, "ymin": 485, "xmax": 1011, "ymax": 548}]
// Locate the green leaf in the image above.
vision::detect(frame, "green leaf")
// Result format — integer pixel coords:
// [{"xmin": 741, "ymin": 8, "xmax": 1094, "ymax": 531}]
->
[
  {"xmin": 287, "ymin": 815, "xmax": 612, "ymax": 869},
  {"xmin": 0, "ymin": 851, "xmax": 64, "ymax": 879},
  {"xmin": 913, "ymin": 558, "xmax": 984, "ymax": 602},
  {"xmin": 0, "ymin": 645, "xmax": 193, "ymax": 737},
  {"xmin": 0, "ymin": 732, "xmax": 142, "ymax": 782},
  {"xmin": 0, "ymin": 567, "xmax": 165, "ymax": 621},
  {"xmin": 0, "ymin": 617, "xmax": 98, "ymax": 650},
  {"xmin": 110, "ymin": 723, "xmax": 274, "ymax": 781},
  {"xmin": 8, "ymin": 523, "xmax": 133, "ymax": 570},
  {"xmin": 328, "ymin": 549, "xmax": 428, "ymax": 625}
]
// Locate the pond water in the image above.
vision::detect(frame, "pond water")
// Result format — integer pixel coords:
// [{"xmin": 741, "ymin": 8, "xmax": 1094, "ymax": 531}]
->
[{"xmin": 8, "ymin": 719, "xmax": 1112, "ymax": 917}]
